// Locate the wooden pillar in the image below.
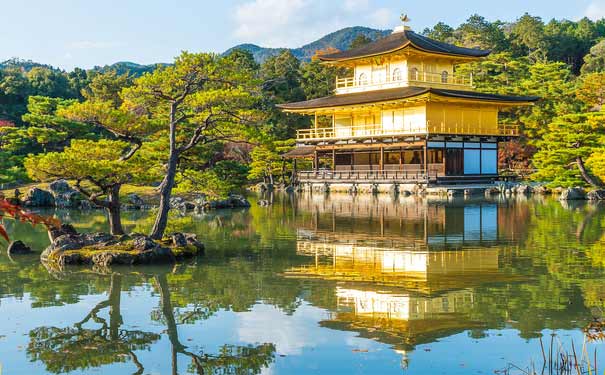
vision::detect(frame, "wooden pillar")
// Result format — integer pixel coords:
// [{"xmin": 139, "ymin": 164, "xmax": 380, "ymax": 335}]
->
[
  {"xmin": 379, "ymin": 146, "xmax": 384, "ymax": 171},
  {"xmin": 350, "ymin": 151, "xmax": 354, "ymax": 171},
  {"xmin": 313, "ymin": 150, "xmax": 319, "ymax": 172},
  {"xmin": 442, "ymin": 146, "xmax": 446, "ymax": 177},
  {"xmin": 332, "ymin": 148, "xmax": 336, "ymax": 172},
  {"xmin": 423, "ymin": 141, "xmax": 428, "ymax": 176},
  {"xmin": 399, "ymin": 147, "xmax": 403, "ymax": 171}
]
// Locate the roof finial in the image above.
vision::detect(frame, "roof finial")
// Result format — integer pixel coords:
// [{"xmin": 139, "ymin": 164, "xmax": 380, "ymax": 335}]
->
[{"xmin": 393, "ymin": 13, "xmax": 411, "ymax": 34}]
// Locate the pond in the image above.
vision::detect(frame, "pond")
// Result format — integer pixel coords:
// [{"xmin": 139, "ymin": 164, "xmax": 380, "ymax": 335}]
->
[{"xmin": 1, "ymin": 193, "xmax": 605, "ymax": 374}]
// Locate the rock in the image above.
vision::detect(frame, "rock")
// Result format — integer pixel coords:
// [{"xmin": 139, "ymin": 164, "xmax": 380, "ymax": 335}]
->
[
  {"xmin": 49, "ymin": 224, "xmax": 78, "ymax": 242},
  {"xmin": 284, "ymin": 185, "xmax": 295, "ymax": 193},
  {"xmin": 516, "ymin": 184, "xmax": 532, "ymax": 195},
  {"xmin": 49, "ymin": 179, "xmax": 71, "ymax": 194},
  {"xmin": 127, "ymin": 193, "xmax": 145, "ymax": 209},
  {"xmin": 587, "ymin": 189, "xmax": 605, "ymax": 201},
  {"xmin": 204, "ymin": 195, "xmax": 251, "ymax": 210},
  {"xmin": 23, "ymin": 187, "xmax": 54, "ymax": 207},
  {"xmin": 183, "ymin": 233, "xmax": 205, "ymax": 254},
  {"xmin": 464, "ymin": 189, "xmax": 481, "ymax": 196},
  {"xmin": 552, "ymin": 187, "xmax": 564, "ymax": 195},
  {"xmin": 42, "ymin": 229, "xmax": 203, "ymax": 267},
  {"xmin": 170, "ymin": 197, "xmax": 195, "ymax": 211},
  {"xmin": 533, "ymin": 185, "xmax": 551, "ymax": 195},
  {"xmin": 484, "ymin": 187, "xmax": 500, "ymax": 196},
  {"xmin": 49, "ymin": 180, "xmax": 83, "ymax": 208},
  {"xmin": 447, "ymin": 189, "xmax": 462, "ymax": 197},
  {"xmin": 559, "ymin": 187, "xmax": 586, "ymax": 201},
  {"xmin": 400, "ymin": 190, "xmax": 412, "ymax": 197},
  {"xmin": 171, "ymin": 232, "xmax": 188, "ymax": 247},
  {"xmin": 132, "ymin": 235, "xmax": 158, "ymax": 251},
  {"xmin": 7, "ymin": 240, "xmax": 32, "ymax": 255}
]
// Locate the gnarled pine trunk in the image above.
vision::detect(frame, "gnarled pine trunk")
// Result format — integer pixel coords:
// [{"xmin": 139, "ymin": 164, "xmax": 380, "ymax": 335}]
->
[
  {"xmin": 577, "ymin": 156, "xmax": 602, "ymax": 188},
  {"xmin": 150, "ymin": 106, "xmax": 178, "ymax": 240},
  {"xmin": 106, "ymin": 184, "xmax": 125, "ymax": 236}
]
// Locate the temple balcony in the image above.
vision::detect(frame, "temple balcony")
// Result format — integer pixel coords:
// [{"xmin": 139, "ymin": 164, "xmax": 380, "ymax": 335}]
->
[
  {"xmin": 335, "ymin": 70, "xmax": 473, "ymax": 95},
  {"xmin": 296, "ymin": 123, "xmax": 519, "ymax": 141}
]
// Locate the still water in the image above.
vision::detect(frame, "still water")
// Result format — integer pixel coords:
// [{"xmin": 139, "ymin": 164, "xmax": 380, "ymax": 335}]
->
[{"xmin": 1, "ymin": 193, "xmax": 605, "ymax": 374}]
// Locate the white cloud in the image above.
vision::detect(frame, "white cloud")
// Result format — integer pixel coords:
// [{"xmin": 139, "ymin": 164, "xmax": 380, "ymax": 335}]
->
[
  {"xmin": 237, "ymin": 303, "xmax": 327, "ymax": 356},
  {"xmin": 369, "ymin": 7, "xmax": 395, "ymax": 28},
  {"xmin": 585, "ymin": 1, "xmax": 605, "ymax": 20},
  {"xmin": 232, "ymin": 0, "xmax": 398, "ymax": 47},
  {"xmin": 343, "ymin": 0, "xmax": 369, "ymax": 12},
  {"xmin": 234, "ymin": 0, "xmax": 313, "ymax": 46}
]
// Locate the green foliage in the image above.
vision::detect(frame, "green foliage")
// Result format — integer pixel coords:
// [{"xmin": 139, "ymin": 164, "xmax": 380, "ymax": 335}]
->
[
  {"xmin": 81, "ymin": 70, "xmax": 132, "ymax": 106},
  {"xmin": 248, "ymin": 139, "xmax": 295, "ymax": 184},
  {"xmin": 587, "ymin": 151, "xmax": 605, "ymax": 183},
  {"xmin": 260, "ymin": 51, "xmax": 309, "ymax": 138},
  {"xmin": 300, "ymin": 59, "xmax": 348, "ymax": 99},
  {"xmin": 581, "ymin": 40, "xmax": 605, "ymax": 74},
  {"xmin": 517, "ymin": 62, "xmax": 582, "ymax": 142},
  {"xmin": 532, "ymin": 112, "xmax": 605, "ymax": 187},
  {"xmin": 576, "ymin": 72, "xmax": 605, "ymax": 109},
  {"xmin": 25, "ymin": 139, "xmax": 159, "ymax": 191},
  {"xmin": 422, "ymin": 22, "xmax": 454, "ymax": 42},
  {"xmin": 349, "ymin": 34, "xmax": 372, "ymax": 49},
  {"xmin": 176, "ymin": 160, "xmax": 249, "ymax": 198}
]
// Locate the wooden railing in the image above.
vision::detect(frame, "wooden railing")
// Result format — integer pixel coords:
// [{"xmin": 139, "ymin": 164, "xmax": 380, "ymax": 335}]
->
[
  {"xmin": 296, "ymin": 168, "xmax": 440, "ymax": 182},
  {"xmin": 335, "ymin": 70, "xmax": 473, "ymax": 94},
  {"xmin": 296, "ymin": 123, "xmax": 519, "ymax": 140}
]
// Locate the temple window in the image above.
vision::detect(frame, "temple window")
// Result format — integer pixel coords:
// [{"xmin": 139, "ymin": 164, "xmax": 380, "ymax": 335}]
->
[
  {"xmin": 441, "ymin": 71, "xmax": 449, "ymax": 83},
  {"xmin": 358, "ymin": 73, "xmax": 368, "ymax": 86},
  {"xmin": 409, "ymin": 68, "xmax": 419, "ymax": 81},
  {"xmin": 392, "ymin": 68, "xmax": 402, "ymax": 81}
]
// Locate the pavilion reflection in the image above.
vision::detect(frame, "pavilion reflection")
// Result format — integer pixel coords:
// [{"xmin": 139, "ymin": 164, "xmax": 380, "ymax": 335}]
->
[
  {"xmin": 285, "ymin": 194, "xmax": 524, "ymax": 359},
  {"xmin": 294, "ymin": 193, "xmax": 515, "ymax": 251}
]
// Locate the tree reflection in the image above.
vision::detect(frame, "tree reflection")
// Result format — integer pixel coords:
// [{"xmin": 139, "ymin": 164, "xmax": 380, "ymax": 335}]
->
[
  {"xmin": 27, "ymin": 273, "xmax": 159, "ymax": 374},
  {"xmin": 153, "ymin": 273, "xmax": 276, "ymax": 375}
]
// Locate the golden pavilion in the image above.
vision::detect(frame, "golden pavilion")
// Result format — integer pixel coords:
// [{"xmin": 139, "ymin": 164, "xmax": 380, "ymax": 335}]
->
[{"xmin": 279, "ymin": 17, "xmax": 539, "ymax": 186}]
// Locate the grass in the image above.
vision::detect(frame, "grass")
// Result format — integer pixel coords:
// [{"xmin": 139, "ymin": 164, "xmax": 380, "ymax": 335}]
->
[{"xmin": 498, "ymin": 334, "xmax": 600, "ymax": 375}]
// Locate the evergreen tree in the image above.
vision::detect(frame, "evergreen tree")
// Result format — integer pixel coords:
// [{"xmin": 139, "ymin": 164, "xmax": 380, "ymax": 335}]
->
[
  {"xmin": 532, "ymin": 112, "xmax": 605, "ymax": 187},
  {"xmin": 349, "ymin": 34, "xmax": 372, "ymax": 49}
]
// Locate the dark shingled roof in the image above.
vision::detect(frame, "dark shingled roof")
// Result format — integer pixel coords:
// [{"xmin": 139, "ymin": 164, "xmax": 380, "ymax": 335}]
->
[
  {"xmin": 319, "ymin": 30, "xmax": 490, "ymax": 61},
  {"xmin": 282, "ymin": 146, "xmax": 316, "ymax": 158},
  {"xmin": 277, "ymin": 87, "xmax": 539, "ymax": 111}
]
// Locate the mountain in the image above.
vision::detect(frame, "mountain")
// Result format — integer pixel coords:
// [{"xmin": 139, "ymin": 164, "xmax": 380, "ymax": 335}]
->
[
  {"xmin": 92, "ymin": 61, "xmax": 170, "ymax": 76},
  {"xmin": 225, "ymin": 26, "xmax": 391, "ymax": 62},
  {"xmin": 0, "ymin": 58, "xmax": 59, "ymax": 72}
]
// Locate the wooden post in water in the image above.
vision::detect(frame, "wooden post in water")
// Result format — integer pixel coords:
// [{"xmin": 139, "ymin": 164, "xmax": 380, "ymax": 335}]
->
[
  {"xmin": 332, "ymin": 148, "xmax": 336, "ymax": 172},
  {"xmin": 423, "ymin": 140, "xmax": 428, "ymax": 177}
]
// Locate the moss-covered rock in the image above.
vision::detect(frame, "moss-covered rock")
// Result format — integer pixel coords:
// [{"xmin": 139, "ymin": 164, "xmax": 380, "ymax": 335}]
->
[{"xmin": 42, "ymin": 230, "xmax": 204, "ymax": 268}]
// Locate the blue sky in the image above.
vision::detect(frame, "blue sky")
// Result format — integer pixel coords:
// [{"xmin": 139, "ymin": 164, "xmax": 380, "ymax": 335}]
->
[{"xmin": 2, "ymin": 0, "xmax": 605, "ymax": 71}]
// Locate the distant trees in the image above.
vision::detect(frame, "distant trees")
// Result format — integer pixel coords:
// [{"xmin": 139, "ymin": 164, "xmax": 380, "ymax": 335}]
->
[{"xmin": 349, "ymin": 34, "xmax": 372, "ymax": 49}]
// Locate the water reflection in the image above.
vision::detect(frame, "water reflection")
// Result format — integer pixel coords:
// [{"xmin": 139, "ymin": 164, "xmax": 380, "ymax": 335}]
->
[{"xmin": 1, "ymin": 193, "xmax": 605, "ymax": 374}]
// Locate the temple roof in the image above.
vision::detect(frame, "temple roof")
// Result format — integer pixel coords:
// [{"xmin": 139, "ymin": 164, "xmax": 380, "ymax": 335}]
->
[
  {"xmin": 318, "ymin": 30, "xmax": 490, "ymax": 62},
  {"xmin": 277, "ymin": 87, "xmax": 540, "ymax": 111}
]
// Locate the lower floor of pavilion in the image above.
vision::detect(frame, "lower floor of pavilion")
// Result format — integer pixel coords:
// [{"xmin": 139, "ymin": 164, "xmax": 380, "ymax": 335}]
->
[{"xmin": 287, "ymin": 136, "xmax": 504, "ymax": 185}]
